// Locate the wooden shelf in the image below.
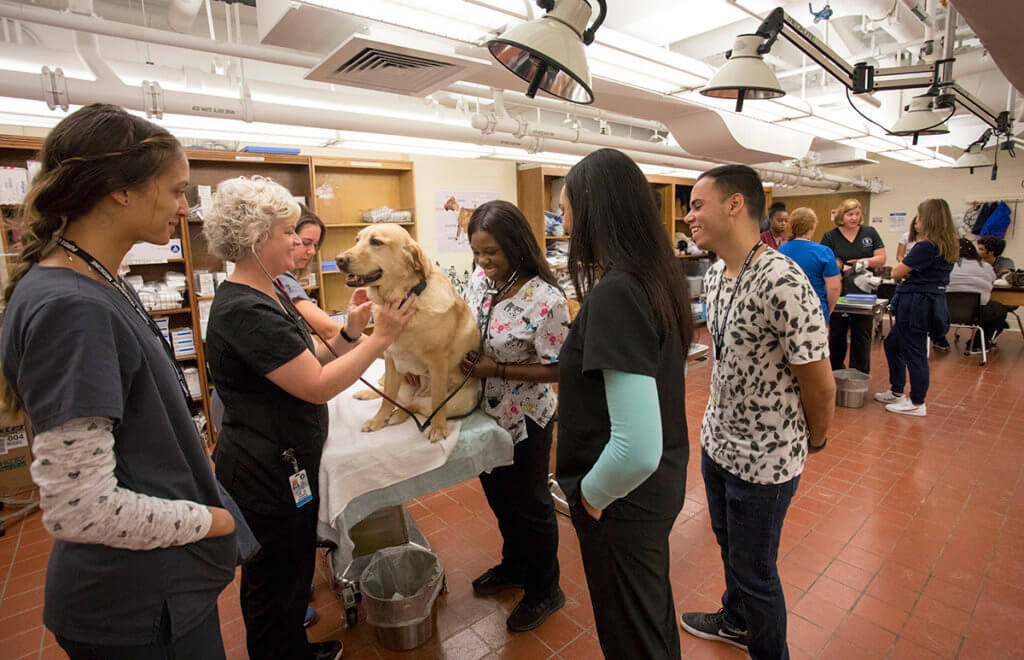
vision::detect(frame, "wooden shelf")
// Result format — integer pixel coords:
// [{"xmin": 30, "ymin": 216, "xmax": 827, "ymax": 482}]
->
[
  {"xmin": 148, "ymin": 307, "xmax": 191, "ymax": 316},
  {"xmin": 129, "ymin": 258, "xmax": 185, "ymax": 265},
  {"xmin": 324, "ymin": 222, "xmax": 415, "ymax": 228},
  {"xmin": 551, "ymin": 264, "xmax": 568, "ymax": 271},
  {"xmin": 546, "ymin": 235, "xmax": 570, "ymax": 240},
  {"xmin": 197, "ymin": 296, "xmax": 215, "ymax": 301},
  {"xmin": 175, "ymin": 354, "xmax": 197, "ymax": 362}
]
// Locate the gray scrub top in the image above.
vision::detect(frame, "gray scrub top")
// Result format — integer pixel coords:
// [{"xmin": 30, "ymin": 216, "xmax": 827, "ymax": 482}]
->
[{"xmin": 0, "ymin": 266, "xmax": 238, "ymax": 645}]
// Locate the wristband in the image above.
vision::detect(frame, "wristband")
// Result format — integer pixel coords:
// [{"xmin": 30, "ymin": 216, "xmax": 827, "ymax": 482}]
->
[{"xmin": 339, "ymin": 327, "xmax": 358, "ymax": 344}]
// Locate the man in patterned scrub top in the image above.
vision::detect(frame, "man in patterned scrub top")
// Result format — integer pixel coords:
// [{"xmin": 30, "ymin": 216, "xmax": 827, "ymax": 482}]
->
[{"xmin": 679, "ymin": 165, "xmax": 836, "ymax": 660}]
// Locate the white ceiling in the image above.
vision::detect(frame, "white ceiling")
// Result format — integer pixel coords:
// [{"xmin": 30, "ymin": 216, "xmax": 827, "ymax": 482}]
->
[{"xmin": 0, "ymin": 0, "xmax": 1019, "ymax": 188}]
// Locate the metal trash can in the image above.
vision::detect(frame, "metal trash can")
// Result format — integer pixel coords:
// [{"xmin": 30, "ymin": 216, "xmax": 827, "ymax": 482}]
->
[
  {"xmin": 361, "ymin": 545, "xmax": 444, "ymax": 651},
  {"xmin": 834, "ymin": 369, "xmax": 871, "ymax": 408}
]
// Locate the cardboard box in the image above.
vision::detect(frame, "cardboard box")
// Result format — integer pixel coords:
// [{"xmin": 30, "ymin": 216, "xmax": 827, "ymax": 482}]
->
[{"xmin": 0, "ymin": 409, "xmax": 34, "ymax": 498}]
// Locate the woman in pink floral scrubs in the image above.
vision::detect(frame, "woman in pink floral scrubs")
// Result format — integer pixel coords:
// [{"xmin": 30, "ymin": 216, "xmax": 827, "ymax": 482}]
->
[{"xmin": 460, "ymin": 200, "xmax": 571, "ymax": 633}]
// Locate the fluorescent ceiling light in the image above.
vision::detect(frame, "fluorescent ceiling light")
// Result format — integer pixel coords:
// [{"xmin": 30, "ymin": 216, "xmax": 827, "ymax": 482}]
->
[
  {"xmin": 775, "ymin": 115, "xmax": 864, "ymax": 141},
  {"xmin": 839, "ymin": 135, "xmax": 907, "ymax": 152},
  {"xmin": 300, "ymin": 0, "xmax": 512, "ymax": 43}
]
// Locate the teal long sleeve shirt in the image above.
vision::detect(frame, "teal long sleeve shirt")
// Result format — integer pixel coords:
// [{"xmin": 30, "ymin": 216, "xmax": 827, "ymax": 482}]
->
[{"xmin": 579, "ymin": 370, "xmax": 663, "ymax": 511}]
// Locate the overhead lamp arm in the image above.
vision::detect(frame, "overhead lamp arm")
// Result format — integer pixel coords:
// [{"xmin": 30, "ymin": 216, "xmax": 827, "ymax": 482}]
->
[{"xmin": 747, "ymin": 6, "xmax": 1011, "ymax": 133}]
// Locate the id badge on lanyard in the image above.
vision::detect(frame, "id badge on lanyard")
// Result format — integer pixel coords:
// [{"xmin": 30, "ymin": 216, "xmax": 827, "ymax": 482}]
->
[{"xmin": 282, "ymin": 449, "xmax": 312, "ymax": 508}]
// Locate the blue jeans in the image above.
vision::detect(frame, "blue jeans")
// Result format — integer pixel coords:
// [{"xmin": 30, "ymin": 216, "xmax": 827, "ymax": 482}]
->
[{"xmin": 702, "ymin": 450, "xmax": 799, "ymax": 660}]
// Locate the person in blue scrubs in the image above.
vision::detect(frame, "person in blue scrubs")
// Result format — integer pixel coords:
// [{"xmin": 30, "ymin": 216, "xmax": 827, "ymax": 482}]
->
[{"xmin": 779, "ymin": 207, "xmax": 841, "ymax": 323}]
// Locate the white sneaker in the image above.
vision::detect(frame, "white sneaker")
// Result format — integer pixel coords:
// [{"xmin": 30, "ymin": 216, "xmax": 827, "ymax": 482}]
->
[
  {"xmin": 886, "ymin": 399, "xmax": 926, "ymax": 416},
  {"xmin": 874, "ymin": 390, "xmax": 906, "ymax": 403}
]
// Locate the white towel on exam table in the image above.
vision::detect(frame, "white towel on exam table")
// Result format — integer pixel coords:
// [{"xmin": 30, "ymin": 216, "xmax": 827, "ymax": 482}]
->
[{"xmin": 317, "ymin": 360, "xmax": 461, "ymax": 527}]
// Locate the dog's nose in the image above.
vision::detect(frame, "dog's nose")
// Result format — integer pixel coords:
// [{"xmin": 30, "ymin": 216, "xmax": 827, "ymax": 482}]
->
[{"xmin": 336, "ymin": 255, "xmax": 350, "ymax": 272}]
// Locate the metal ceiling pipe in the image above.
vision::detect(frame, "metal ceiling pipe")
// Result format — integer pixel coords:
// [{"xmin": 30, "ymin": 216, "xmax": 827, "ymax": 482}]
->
[
  {"xmin": 0, "ymin": 0, "xmax": 319, "ymax": 69},
  {"xmin": 0, "ymin": 63, "xmax": 865, "ymax": 190},
  {"xmin": 444, "ymin": 83, "xmax": 671, "ymax": 133}
]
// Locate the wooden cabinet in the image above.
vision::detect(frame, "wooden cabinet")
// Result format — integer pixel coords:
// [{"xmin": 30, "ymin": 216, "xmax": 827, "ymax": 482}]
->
[{"xmin": 310, "ymin": 157, "xmax": 416, "ymax": 313}]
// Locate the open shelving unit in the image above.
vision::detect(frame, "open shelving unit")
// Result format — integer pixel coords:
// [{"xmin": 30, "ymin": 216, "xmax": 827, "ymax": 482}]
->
[{"xmin": 310, "ymin": 157, "xmax": 416, "ymax": 314}]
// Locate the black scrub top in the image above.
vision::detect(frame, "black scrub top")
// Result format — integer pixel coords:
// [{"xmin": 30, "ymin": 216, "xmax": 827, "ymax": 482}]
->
[
  {"xmin": 0, "ymin": 266, "xmax": 236, "ymax": 645},
  {"xmin": 556, "ymin": 269, "xmax": 687, "ymax": 521},
  {"xmin": 206, "ymin": 282, "xmax": 328, "ymax": 516},
  {"xmin": 821, "ymin": 226, "xmax": 884, "ymax": 295}
]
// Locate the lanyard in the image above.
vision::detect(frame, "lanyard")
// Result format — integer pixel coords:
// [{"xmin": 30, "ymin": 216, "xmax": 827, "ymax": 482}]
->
[
  {"xmin": 57, "ymin": 237, "xmax": 197, "ymax": 413},
  {"xmin": 711, "ymin": 243, "xmax": 761, "ymax": 363},
  {"xmin": 478, "ymin": 271, "xmax": 520, "ymax": 345}
]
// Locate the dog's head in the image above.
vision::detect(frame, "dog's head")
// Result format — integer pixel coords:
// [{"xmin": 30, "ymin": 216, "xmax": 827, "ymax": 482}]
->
[{"xmin": 336, "ymin": 224, "xmax": 431, "ymax": 289}]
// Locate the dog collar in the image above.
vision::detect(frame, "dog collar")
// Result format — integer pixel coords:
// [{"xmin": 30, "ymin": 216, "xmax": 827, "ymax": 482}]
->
[{"xmin": 400, "ymin": 276, "xmax": 428, "ymax": 307}]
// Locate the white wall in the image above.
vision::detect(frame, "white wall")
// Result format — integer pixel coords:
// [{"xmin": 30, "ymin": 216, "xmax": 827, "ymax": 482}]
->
[
  {"xmin": 779, "ymin": 154, "xmax": 1024, "ymax": 267},
  {"xmin": 408, "ymin": 155, "xmax": 518, "ymax": 274}
]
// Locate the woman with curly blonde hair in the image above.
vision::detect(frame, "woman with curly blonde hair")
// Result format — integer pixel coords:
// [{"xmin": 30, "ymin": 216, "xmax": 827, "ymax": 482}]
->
[{"xmin": 203, "ymin": 176, "xmax": 416, "ymax": 660}]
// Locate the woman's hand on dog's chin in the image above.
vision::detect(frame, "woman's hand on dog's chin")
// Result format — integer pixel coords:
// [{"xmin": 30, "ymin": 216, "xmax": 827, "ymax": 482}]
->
[
  {"xmin": 460, "ymin": 351, "xmax": 497, "ymax": 378},
  {"xmin": 371, "ymin": 295, "xmax": 418, "ymax": 344},
  {"xmin": 347, "ymin": 287, "xmax": 374, "ymax": 334}
]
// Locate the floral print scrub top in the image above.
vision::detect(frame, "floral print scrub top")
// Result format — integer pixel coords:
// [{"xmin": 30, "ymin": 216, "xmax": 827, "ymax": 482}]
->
[{"xmin": 464, "ymin": 267, "xmax": 570, "ymax": 443}]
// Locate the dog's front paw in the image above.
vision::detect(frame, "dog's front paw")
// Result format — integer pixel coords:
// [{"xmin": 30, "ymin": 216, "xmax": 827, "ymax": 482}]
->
[
  {"xmin": 362, "ymin": 416, "xmax": 388, "ymax": 433},
  {"xmin": 387, "ymin": 409, "xmax": 410, "ymax": 426},
  {"xmin": 353, "ymin": 389, "xmax": 381, "ymax": 401},
  {"xmin": 427, "ymin": 424, "xmax": 448, "ymax": 443}
]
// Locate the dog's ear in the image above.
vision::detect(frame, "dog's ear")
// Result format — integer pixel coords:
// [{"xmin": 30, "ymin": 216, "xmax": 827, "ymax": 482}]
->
[{"xmin": 403, "ymin": 241, "xmax": 431, "ymax": 276}]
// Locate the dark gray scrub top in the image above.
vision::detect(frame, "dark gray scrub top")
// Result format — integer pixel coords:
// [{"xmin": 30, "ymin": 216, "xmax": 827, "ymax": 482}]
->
[{"xmin": 0, "ymin": 266, "xmax": 237, "ymax": 646}]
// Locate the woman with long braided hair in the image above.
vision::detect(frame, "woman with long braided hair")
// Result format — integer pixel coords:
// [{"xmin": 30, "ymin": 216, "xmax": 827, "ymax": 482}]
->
[{"xmin": 0, "ymin": 104, "xmax": 241, "ymax": 659}]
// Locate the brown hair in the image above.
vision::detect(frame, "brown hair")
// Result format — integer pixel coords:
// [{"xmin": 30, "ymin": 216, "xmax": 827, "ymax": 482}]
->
[
  {"xmin": 788, "ymin": 207, "xmax": 818, "ymax": 238},
  {"xmin": 834, "ymin": 199, "xmax": 863, "ymax": 226},
  {"xmin": 916, "ymin": 198, "xmax": 959, "ymax": 263},
  {"xmin": 1, "ymin": 103, "xmax": 182, "ymax": 411}
]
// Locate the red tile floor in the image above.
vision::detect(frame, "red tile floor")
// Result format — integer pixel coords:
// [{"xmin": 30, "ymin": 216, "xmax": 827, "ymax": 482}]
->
[{"xmin": 2, "ymin": 328, "xmax": 1024, "ymax": 659}]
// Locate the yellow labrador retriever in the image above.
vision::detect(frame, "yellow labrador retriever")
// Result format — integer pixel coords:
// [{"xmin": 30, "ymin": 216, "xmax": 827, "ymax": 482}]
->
[{"xmin": 337, "ymin": 224, "xmax": 481, "ymax": 442}]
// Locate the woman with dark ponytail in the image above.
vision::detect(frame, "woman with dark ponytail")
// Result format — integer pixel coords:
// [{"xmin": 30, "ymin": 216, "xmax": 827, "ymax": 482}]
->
[
  {"xmin": 0, "ymin": 104, "xmax": 242, "ymax": 659},
  {"xmin": 555, "ymin": 148, "xmax": 691, "ymax": 659}
]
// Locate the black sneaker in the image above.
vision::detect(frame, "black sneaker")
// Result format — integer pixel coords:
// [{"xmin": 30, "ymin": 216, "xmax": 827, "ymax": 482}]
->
[
  {"xmin": 506, "ymin": 587, "xmax": 566, "ymax": 632},
  {"xmin": 679, "ymin": 609, "xmax": 748, "ymax": 650},
  {"xmin": 309, "ymin": 640, "xmax": 343, "ymax": 660},
  {"xmin": 472, "ymin": 566, "xmax": 523, "ymax": 596},
  {"xmin": 933, "ymin": 339, "xmax": 951, "ymax": 352}
]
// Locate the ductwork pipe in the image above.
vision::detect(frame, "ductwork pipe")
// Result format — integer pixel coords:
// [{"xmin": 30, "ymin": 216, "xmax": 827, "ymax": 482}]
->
[
  {"xmin": 468, "ymin": 110, "xmax": 886, "ymax": 191},
  {"xmin": 167, "ymin": 0, "xmax": 203, "ymax": 33},
  {"xmin": 0, "ymin": 0, "xmax": 319, "ymax": 69}
]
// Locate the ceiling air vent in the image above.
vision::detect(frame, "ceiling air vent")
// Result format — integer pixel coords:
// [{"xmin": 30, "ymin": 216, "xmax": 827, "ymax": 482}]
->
[{"xmin": 306, "ymin": 34, "xmax": 488, "ymax": 97}]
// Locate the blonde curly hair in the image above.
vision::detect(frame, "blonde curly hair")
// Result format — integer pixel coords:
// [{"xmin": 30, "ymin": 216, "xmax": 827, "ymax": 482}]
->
[{"xmin": 203, "ymin": 176, "xmax": 300, "ymax": 261}]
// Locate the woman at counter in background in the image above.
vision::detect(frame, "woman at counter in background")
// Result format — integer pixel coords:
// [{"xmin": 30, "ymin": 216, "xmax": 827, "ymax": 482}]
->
[
  {"xmin": 203, "ymin": 176, "xmax": 416, "ymax": 660},
  {"xmin": 458, "ymin": 200, "xmax": 570, "ymax": 633},
  {"xmin": 821, "ymin": 199, "xmax": 886, "ymax": 373},
  {"xmin": 947, "ymin": 238, "xmax": 1010, "ymax": 350},
  {"xmin": 779, "ymin": 207, "xmax": 841, "ymax": 324},
  {"xmin": 275, "ymin": 204, "xmax": 343, "ymax": 341},
  {"xmin": 874, "ymin": 198, "xmax": 957, "ymax": 417}
]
